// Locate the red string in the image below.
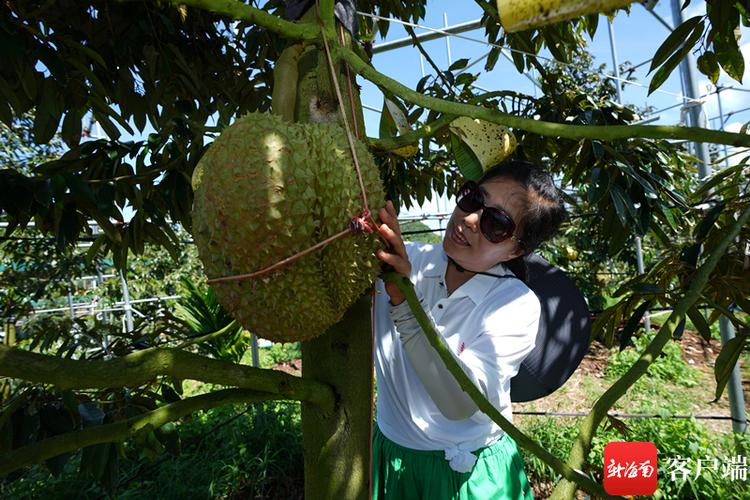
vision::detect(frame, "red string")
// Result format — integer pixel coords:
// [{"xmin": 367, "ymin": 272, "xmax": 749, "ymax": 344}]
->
[{"xmin": 207, "ymin": 213, "xmax": 375, "ymax": 284}]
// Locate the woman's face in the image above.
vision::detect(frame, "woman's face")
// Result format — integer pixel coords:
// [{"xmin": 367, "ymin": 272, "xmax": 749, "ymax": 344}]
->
[{"xmin": 443, "ymin": 177, "xmax": 528, "ymax": 271}]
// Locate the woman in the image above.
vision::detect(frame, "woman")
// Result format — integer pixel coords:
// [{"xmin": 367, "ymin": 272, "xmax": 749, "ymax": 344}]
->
[{"xmin": 372, "ymin": 160, "xmax": 567, "ymax": 499}]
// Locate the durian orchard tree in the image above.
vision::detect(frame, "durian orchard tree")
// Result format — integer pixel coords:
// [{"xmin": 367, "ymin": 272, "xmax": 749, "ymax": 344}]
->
[{"xmin": 1, "ymin": 1, "xmax": 749, "ymax": 499}]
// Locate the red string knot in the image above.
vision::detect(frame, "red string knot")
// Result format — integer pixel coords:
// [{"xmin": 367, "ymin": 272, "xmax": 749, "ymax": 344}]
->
[{"xmin": 349, "ymin": 210, "xmax": 375, "ymax": 235}]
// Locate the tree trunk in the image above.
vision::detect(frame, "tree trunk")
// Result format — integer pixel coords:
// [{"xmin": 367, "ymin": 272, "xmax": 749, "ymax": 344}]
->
[
  {"xmin": 302, "ymin": 293, "xmax": 373, "ymax": 499},
  {"xmin": 283, "ymin": 9, "xmax": 372, "ymax": 499}
]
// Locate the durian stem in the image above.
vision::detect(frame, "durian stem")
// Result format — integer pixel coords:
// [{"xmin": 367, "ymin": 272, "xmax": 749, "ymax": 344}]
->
[
  {"xmin": 0, "ymin": 345, "xmax": 335, "ymax": 411},
  {"xmin": 380, "ymin": 272, "xmax": 618, "ymax": 500},
  {"xmin": 549, "ymin": 205, "xmax": 750, "ymax": 500},
  {"xmin": 0, "ymin": 389, "xmax": 277, "ymax": 476},
  {"xmin": 166, "ymin": 0, "xmax": 319, "ymax": 40},
  {"xmin": 336, "ymin": 47, "xmax": 750, "ymax": 148},
  {"xmin": 316, "ymin": 0, "xmax": 336, "ymax": 39},
  {"xmin": 272, "ymin": 44, "xmax": 304, "ymax": 122}
]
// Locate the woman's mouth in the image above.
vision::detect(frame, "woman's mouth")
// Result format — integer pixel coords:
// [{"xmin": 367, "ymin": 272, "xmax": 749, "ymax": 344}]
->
[{"xmin": 450, "ymin": 224, "xmax": 470, "ymax": 247}]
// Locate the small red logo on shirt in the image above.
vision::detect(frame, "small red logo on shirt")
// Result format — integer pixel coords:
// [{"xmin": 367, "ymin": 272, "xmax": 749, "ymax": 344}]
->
[
  {"xmin": 459, "ymin": 341, "xmax": 465, "ymax": 354},
  {"xmin": 603, "ymin": 441, "xmax": 657, "ymax": 496}
]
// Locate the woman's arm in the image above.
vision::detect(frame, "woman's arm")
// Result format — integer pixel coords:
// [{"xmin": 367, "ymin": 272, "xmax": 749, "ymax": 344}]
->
[
  {"xmin": 375, "ymin": 201, "xmax": 411, "ymax": 305},
  {"xmin": 388, "ymin": 286, "xmax": 540, "ymax": 421},
  {"xmin": 390, "ymin": 296, "xmax": 483, "ymax": 420}
]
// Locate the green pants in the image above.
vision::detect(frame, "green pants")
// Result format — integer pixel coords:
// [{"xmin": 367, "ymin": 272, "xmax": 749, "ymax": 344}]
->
[{"xmin": 372, "ymin": 425, "xmax": 534, "ymax": 500}]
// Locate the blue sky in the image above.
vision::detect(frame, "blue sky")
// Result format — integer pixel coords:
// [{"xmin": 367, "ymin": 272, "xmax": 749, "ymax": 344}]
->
[{"xmin": 359, "ymin": 1, "xmax": 749, "ymax": 224}]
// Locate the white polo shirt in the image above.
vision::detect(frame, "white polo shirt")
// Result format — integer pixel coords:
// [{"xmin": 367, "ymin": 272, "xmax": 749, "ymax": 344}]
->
[{"xmin": 374, "ymin": 242, "xmax": 540, "ymax": 470}]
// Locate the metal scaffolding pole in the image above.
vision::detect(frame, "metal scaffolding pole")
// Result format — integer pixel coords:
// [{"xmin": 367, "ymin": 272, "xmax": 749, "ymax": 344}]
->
[
  {"xmin": 443, "ymin": 13, "xmax": 452, "ymax": 65},
  {"xmin": 120, "ymin": 270, "xmax": 134, "ymax": 333},
  {"xmin": 371, "ymin": 19, "xmax": 482, "ymax": 54},
  {"xmin": 670, "ymin": 0, "xmax": 746, "ymax": 435},
  {"xmin": 670, "ymin": 1, "xmax": 711, "ymax": 178},
  {"xmin": 716, "ymin": 87, "xmax": 730, "ymax": 168},
  {"xmin": 608, "ymin": 19, "xmax": 650, "ymax": 334},
  {"xmin": 250, "ymin": 334, "xmax": 260, "ymax": 368},
  {"xmin": 67, "ymin": 287, "xmax": 75, "ymax": 321},
  {"xmin": 720, "ymin": 316, "xmax": 748, "ymax": 434}
]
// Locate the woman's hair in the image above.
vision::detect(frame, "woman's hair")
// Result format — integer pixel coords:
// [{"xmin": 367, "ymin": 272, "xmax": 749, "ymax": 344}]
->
[{"xmin": 478, "ymin": 159, "xmax": 567, "ymax": 281}]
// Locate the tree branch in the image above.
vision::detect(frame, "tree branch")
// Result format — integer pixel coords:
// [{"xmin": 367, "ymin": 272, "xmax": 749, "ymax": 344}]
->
[
  {"xmin": 549, "ymin": 205, "xmax": 750, "ymax": 499},
  {"xmin": 175, "ymin": 320, "xmax": 239, "ymax": 349},
  {"xmin": 404, "ymin": 25, "xmax": 456, "ymax": 98},
  {"xmin": 380, "ymin": 272, "xmax": 620, "ymax": 500},
  {"xmin": 367, "ymin": 114, "xmax": 455, "ymax": 151},
  {"xmin": 168, "ymin": 0, "xmax": 319, "ymax": 40},
  {"xmin": 337, "ymin": 47, "xmax": 750, "ymax": 148},
  {"xmin": 0, "ymin": 389, "xmax": 279, "ymax": 476},
  {"xmin": 0, "ymin": 346, "xmax": 334, "ymax": 411}
]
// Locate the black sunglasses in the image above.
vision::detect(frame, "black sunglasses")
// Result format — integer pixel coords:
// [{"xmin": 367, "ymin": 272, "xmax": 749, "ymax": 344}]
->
[{"xmin": 456, "ymin": 181, "xmax": 521, "ymax": 245}]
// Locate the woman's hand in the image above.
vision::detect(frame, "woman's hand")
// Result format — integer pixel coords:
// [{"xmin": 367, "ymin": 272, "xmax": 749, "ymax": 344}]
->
[{"xmin": 376, "ymin": 201, "xmax": 412, "ymax": 306}]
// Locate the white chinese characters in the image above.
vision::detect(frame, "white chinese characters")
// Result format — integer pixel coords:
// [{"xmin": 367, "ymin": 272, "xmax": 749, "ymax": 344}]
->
[
  {"xmin": 665, "ymin": 455, "xmax": 748, "ymax": 481},
  {"xmin": 606, "ymin": 458, "xmax": 655, "ymax": 479}
]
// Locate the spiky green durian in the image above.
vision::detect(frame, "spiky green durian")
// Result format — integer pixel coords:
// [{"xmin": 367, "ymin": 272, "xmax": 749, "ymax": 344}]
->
[{"xmin": 192, "ymin": 113, "xmax": 384, "ymax": 342}]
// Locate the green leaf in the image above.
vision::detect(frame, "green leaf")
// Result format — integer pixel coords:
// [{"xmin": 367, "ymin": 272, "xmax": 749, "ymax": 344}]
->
[
  {"xmin": 585, "ymin": 13, "xmax": 599, "ymax": 38},
  {"xmin": 713, "ymin": 334, "xmax": 747, "ymax": 401},
  {"xmin": 0, "ymin": 99, "xmax": 12, "ymax": 128},
  {"xmin": 46, "ymin": 452, "xmax": 73, "ymax": 477},
  {"xmin": 485, "ymin": 47, "xmax": 500, "ymax": 71},
  {"xmin": 687, "ymin": 307, "xmax": 712, "ymax": 341},
  {"xmin": 161, "ymin": 385, "xmax": 181, "ymax": 404},
  {"xmin": 694, "ymin": 202, "xmax": 725, "ymax": 240},
  {"xmin": 649, "ymin": 16, "xmax": 703, "ymax": 73},
  {"xmin": 384, "ymin": 97, "xmax": 410, "ymax": 134},
  {"xmin": 450, "ymin": 132, "xmax": 483, "ymax": 181},
  {"xmin": 155, "ymin": 422, "xmax": 181, "ymax": 456},
  {"xmin": 587, "ymin": 166, "xmax": 611, "ymax": 205},
  {"xmin": 80, "ymin": 443, "xmax": 111, "ymax": 480},
  {"xmin": 648, "ymin": 20, "xmax": 704, "ymax": 94},
  {"xmin": 33, "ymin": 110, "xmax": 56, "ymax": 145},
  {"xmin": 619, "ymin": 300, "xmax": 653, "ymax": 351},
  {"xmin": 619, "ymin": 282, "xmax": 664, "ymax": 297},
  {"xmin": 61, "ymin": 110, "xmax": 82, "ymax": 147},
  {"xmin": 609, "ymin": 184, "xmax": 634, "ymax": 227},
  {"xmin": 448, "ymin": 58, "xmax": 469, "ymax": 71},
  {"xmin": 378, "ymin": 99, "xmax": 397, "ymax": 140},
  {"xmin": 92, "ymin": 110, "xmax": 121, "ymax": 140},
  {"xmin": 714, "ymin": 35, "xmax": 745, "ymax": 83},
  {"xmin": 697, "ymin": 51, "xmax": 720, "ymax": 83}
]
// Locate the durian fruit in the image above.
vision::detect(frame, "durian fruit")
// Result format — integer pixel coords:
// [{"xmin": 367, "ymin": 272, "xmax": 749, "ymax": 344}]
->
[
  {"xmin": 449, "ymin": 116, "xmax": 517, "ymax": 171},
  {"xmin": 191, "ymin": 113, "xmax": 384, "ymax": 342},
  {"xmin": 497, "ymin": 0, "xmax": 635, "ymax": 33}
]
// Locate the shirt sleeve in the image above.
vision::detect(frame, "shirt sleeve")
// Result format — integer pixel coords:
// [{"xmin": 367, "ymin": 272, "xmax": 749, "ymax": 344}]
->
[
  {"xmin": 388, "ymin": 293, "xmax": 484, "ymax": 420},
  {"xmin": 388, "ymin": 286, "xmax": 540, "ymax": 421},
  {"xmin": 460, "ymin": 291, "xmax": 540, "ymax": 412}
]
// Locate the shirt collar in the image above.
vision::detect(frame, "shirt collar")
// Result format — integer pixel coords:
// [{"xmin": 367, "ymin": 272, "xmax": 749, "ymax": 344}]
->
[{"xmin": 424, "ymin": 249, "xmax": 514, "ymax": 304}]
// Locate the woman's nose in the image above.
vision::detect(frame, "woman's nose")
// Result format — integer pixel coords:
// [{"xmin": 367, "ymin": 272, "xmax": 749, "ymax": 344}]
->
[{"xmin": 462, "ymin": 211, "xmax": 481, "ymax": 232}]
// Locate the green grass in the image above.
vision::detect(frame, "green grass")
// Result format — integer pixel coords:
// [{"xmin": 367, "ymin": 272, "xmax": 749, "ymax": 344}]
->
[
  {"xmin": 604, "ymin": 330, "xmax": 701, "ymax": 388},
  {"xmin": 1, "ymin": 402, "xmax": 304, "ymax": 500},
  {"xmin": 517, "ymin": 335, "xmax": 750, "ymax": 499}
]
